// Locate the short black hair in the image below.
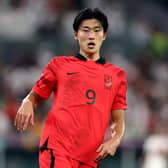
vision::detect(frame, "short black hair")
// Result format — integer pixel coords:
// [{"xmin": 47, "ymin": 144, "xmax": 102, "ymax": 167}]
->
[{"xmin": 73, "ymin": 8, "xmax": 109, "ymax": 33}]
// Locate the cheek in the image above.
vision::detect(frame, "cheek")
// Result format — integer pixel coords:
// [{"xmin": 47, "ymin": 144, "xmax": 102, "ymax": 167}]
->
[
  {"xmin": 97, "ymin": 35, "xmax": 105, "ymax": 45},
  {"xmin": 98, "ymin": 32, "xmax": 106, "ymax": 39},
  {"xmin": 81, "ymin": 37, "xmax": 88, "ymax": 43},
  {"xmin": 77, "ymin": 32, "xmax": 87, "ymax": 41},
  {"xmin": 78, "ymin": 40, "xmax": 87, "ymax": 49},
  {"xmin": 96, "ymin": 38, "xmax": 104, "ymax": 46},
  {"xmin": 78, "ymin": 37, "xmax": 88, "ymax": 46}
]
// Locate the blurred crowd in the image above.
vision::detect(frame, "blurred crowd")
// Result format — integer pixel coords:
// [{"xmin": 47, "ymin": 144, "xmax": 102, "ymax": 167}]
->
[{"xmin": 0, "ymin": 0, "xmax": 168, "ymax": 167}]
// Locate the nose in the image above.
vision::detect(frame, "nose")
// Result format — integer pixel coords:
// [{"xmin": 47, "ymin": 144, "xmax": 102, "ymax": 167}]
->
[{"xmin": 88, "ymin": 31, "xmax": 96, "ymax": 39}]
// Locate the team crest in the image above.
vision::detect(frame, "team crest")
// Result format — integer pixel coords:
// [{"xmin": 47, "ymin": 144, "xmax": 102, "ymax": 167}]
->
[{"xmin": 104, "ymin": 75, "xmax": 112, "ymax": 89}]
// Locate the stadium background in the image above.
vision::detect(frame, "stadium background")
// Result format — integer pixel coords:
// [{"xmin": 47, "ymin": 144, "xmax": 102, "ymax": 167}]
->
[{"xmin": 0, "ymin": 0, "xmax": 168, "ymax": 167}]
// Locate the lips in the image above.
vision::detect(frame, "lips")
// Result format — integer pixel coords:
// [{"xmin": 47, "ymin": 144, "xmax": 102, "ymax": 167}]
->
[{"xmin": 87, "ymin": 42, "xmax": 95, "ymax": 48}]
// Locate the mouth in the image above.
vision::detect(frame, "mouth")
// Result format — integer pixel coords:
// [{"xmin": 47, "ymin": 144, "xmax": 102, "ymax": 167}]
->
[{"xmin": 87, "ymin": 42, "xmax": 96, "ymax": 48}]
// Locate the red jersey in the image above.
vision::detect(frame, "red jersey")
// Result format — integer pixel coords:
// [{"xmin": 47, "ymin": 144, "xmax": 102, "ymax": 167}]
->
[{"xmin": 32, "ymin": 53, "xmax": 127, "ymax": 167}]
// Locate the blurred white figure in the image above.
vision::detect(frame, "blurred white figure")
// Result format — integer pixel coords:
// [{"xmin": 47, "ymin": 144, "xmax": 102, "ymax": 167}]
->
[
  {"xmin": 142, "ymin": 121, "xmax": 168, "ymax": 168},
  {"xmin": 0, "ymin": 109, "xmax": 10, "ymax": 168}
]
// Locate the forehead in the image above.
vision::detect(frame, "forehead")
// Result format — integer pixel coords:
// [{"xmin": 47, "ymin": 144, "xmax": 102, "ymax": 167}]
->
[{"xmin": 80, "ymin": 19, "xmax": 102, "ymax": 28}]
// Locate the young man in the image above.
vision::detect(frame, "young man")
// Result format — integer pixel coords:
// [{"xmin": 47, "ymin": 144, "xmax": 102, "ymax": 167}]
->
[{"xmin": 14, "ymin": 8, "xmax": 127, "ymax": 168}]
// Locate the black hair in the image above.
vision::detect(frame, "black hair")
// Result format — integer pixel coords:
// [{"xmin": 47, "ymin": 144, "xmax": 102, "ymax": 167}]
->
[{"xmin": 73, "ymin": 8, "xmax": 109, "ymax": 33}]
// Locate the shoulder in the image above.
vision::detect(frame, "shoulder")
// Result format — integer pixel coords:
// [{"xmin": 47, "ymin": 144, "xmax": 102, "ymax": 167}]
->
[
  {"xmin": 47, "ymin": 56, "xmax": 75, "ymax": 66},
  {"xmin": 104, "ymin": 62, "xmax": 126, "ymax": 76},
  {"xmin": 51, "ymin": 56, "xmax": 75, "ymax": 62}
]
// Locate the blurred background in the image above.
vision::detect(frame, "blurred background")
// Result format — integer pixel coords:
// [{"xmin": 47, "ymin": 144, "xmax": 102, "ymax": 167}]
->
[{"xmin": 0, "ymin": 0, "xmax": 168, "ymax": 167}]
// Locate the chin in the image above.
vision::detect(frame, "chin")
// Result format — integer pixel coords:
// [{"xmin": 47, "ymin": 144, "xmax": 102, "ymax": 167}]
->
[
  {"xmin": 86, "ymin": 52, "xmax": 96, "ymax": 56},
  {"xmin": 86, "ymin": 49, "xmax": 97, "ymax": 54}
]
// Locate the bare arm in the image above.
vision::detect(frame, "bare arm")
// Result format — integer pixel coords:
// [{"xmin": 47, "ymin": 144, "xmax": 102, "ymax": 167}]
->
[
  {"xmin": 95, "ymin": 109, "xmax": 125, "ymax": 162},
  {"xmin": 14, "ymin": 91, "xmax": 44, "ymax": 131}
]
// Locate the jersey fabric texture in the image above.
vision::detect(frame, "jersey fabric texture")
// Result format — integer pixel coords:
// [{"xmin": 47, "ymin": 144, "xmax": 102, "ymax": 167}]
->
[
  {"xmin": 32, "ymin": 53, "xmax": 128, "ymax": 167},
  {"xmin": 39, "ymin": 148, "xmax": 94, "ymax": 168}
]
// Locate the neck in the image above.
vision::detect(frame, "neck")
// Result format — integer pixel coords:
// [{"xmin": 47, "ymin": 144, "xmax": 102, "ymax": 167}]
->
[{"xmin": 79, "ymin": 51, "xmax": 100, "ymax": 61}]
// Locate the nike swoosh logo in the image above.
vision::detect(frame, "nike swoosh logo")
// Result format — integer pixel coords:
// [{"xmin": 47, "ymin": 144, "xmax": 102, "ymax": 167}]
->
[{"xmin": 67, "ymin": 72, "xmax": 79, "ymax": 75}]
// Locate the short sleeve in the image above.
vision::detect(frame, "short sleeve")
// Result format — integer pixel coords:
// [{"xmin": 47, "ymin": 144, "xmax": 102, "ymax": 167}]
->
[
  {"xmin": 32, "ymin": 59, "xmax": 57, "ymax": 99},
  {"xmin": 112, "ymin": 70, "xmax": 128, "ymax": 110}
]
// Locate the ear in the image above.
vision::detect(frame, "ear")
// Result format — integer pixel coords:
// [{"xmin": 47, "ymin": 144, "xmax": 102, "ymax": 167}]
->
[
  {"xmin": 74, "ymin": 31, "xmax": 78, "ymax": 40},
  {"xmin": 103, "ymin": 33, "xmax": 107, "ymax": 41}
]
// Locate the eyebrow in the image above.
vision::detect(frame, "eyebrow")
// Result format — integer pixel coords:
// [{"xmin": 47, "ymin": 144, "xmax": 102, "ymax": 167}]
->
[{"xmin": 81, "ymin": 26, "xmax": 102, "ymax": 29}]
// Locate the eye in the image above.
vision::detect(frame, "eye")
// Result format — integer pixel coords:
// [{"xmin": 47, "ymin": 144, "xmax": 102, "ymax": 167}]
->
[
  {"xmin": 82, "ymin": 29, "xmax": 89, "ymax": 32},
  {"xmin": 95, "ymin": 27, "xmax": 103, "ymax": 32},
  {"xmin": 95, "ymin": 29, "xmax": 101, "ymax": 32}
]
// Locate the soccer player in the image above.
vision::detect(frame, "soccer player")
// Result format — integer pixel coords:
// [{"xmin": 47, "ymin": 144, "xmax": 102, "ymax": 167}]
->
[{"xmin": 14, "ymin": 8, "xmax": 127, "ymax": 168}]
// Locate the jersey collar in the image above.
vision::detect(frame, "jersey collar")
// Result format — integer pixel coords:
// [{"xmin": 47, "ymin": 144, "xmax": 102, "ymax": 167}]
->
[{"xmin": 75, "ymin": 53, "xmax": 106, "ymax": 64}]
